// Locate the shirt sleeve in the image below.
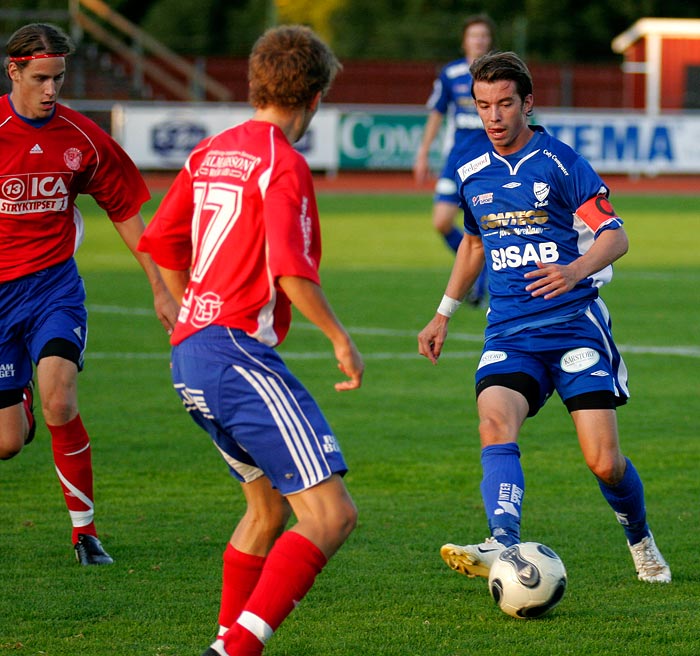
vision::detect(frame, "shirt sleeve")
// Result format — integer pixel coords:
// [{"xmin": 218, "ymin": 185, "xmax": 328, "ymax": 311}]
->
[
  {"xmin": 574, "ymin": 195, "xmax": 624, "ymax": 236},
  {"xmin": 137, "ymin": 167, "xmax": 194, "ymax": 270},
  {"xmin": 82, "ymin": 131, "xmax": 150, "ymax": 222},
  {"xmin": 427, "ymin": 69, "xmax": 449, "ymax": 114},
  {"xmin": 566, "ymin": 157, "xmax": 624, "ymax": 236},
  {"xmin": 263, "ymin": 155, "xmax": 321, "ymax": 285}
]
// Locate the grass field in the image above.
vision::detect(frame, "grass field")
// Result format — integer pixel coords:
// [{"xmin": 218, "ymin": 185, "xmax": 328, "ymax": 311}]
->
[{"xmin": 1, "ymin": 190, "xmax": 699, "ymax": 655}]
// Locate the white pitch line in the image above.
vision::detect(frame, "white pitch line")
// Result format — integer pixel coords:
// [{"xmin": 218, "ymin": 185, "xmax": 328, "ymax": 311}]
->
[{"xmin": 86, "ymin": 305, "xmax": 700, "ymax": 359}]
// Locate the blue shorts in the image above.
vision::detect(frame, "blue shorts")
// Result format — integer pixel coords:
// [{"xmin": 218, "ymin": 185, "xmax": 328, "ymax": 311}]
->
[
  {"xmin": 475, "ymin": 299, "xmax": 629, "ymax": 415},
  {"xmin": 0, "ymin": 258, "xmax": 87, "ymax": 392},
  {"xmin": 171, "ymin": 326, "xmax": 348, "ymax": 495}
]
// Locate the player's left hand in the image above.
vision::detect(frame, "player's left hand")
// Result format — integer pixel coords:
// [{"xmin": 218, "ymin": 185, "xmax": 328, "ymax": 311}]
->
[
  {"xmin": 334, "ymin": 339, "xmax": 364, "ymax": 391},
  {"xmin": 524, "ymin": 261, "xmax": 579, "ymax": 299},
  {"xmin": 153, "ymin": 288, "xmax": 180, "ymax": 334},
  {"xmin": 417, "ymin": 314, "xmax": 450, "ymax": 364}
]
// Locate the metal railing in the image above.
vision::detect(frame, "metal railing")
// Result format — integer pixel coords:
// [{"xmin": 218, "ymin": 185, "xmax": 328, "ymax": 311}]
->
[{"xmin": 68, "ymin": 0, "xmax": 231, "ymax": 102}]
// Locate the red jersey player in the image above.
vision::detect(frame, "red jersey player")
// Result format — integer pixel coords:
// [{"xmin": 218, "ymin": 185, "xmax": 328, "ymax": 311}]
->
[
  {"xmin": 0, "ymin": 23, "xmax": 178, "ymax": 564},
  {"xmin": 138, "ymin": 25, "xmax": 364, "ymax": 656}
]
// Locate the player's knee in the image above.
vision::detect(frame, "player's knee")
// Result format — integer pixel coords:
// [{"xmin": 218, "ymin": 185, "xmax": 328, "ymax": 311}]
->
[
  {"xmin": 0, "ymin": 434, "xmax": 25, "ymax": 460},
  {"xmin": 588, "ymin": 455, "xmax": 625, "ymax": 486},
  {"xmin": 248, "ymin": 505, "xmax": 290, "ymax": 542},
  {"xmin": 479, "ymin": 415, "xmax": 516, "ymax": 443},
  {"xmin": 40, "ymin": 396, "xmax": 78, "ymax": 426},
  {"xmin": 328, "ymin": 497, "xmax": 358, "ymax": 542}
]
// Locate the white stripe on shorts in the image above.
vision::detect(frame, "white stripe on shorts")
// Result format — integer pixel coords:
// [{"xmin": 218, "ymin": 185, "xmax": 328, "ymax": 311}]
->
[
  {"xmin": 586, "ymin": 298, "xmax": 630, "ymax": 398},
  {"xmin": 233, "ymin": 365, "xmax": 327, "ymax": 488}
]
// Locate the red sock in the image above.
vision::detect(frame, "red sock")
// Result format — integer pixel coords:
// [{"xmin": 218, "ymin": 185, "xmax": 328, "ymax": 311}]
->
[
  {"xmin": 223, "ymin": 531, "xmax": 327, "ymax": 656},
  {"xmin": 217, "ymin": 543, "xmax": 266, "ymax": 634},
  {"xmin": 48, "ymin": 414, "xmax": 97, "ymax": 544}
]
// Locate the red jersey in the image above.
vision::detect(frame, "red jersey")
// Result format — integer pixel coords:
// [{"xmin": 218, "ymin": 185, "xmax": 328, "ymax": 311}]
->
[
  {"xmin": 138, "ymin": 120, "xmax": 322, "ymax": 348},
  {"xmin": 0, "ymin": 95, "xmax": 150, "ymax": 282}
]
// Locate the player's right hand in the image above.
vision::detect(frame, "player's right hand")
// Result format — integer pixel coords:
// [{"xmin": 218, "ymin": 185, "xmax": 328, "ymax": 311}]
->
[{"xmin": 413, "ymin": 152, "xmax": 430, "ymax": 185}]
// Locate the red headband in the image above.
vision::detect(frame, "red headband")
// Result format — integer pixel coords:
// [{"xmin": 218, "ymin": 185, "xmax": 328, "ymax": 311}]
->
[{"xmin": 9, "ymin": 53, "xmax": 67, "ymax": 62}]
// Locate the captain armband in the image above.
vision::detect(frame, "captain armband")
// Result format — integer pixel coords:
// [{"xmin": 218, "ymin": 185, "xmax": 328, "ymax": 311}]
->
[
  {"xmin": 575, "ymin": 195, "xmax": 623, "ymax": 233},
  {"xmin": 437, "ymin": 295, "xmax": 462, "ymax": 318}
]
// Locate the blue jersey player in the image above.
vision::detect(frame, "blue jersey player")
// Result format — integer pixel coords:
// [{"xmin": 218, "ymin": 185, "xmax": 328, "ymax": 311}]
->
[
  {"xmin": 414, "ymin": 14, "xmax": 495, "ymax": 305},
  {"xmin": 418, "ymin": 51, "xmax": 670, "ymax": 584}
]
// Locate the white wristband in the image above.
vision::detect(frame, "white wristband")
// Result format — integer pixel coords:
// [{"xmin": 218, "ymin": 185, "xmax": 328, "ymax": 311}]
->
[{"xmin": 437, "ymin": 294, "xmax": 462, "ymax": 318}]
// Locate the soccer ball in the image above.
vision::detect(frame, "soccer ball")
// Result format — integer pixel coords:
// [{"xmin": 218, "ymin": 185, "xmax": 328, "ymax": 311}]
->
[{"xmin": 488, "ymin": 542, "xmax": 567, "ymax": 619}]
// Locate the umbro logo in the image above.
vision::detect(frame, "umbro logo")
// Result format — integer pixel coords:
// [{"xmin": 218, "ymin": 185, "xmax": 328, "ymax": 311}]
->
[
  {"xmin": 502, "ymin": 181, "xmax": 520, "ymax": 188},
  {"xmin": 591, "ymin": 370, "xmax": 609, "ymax": 377},
  {"xmin": 30, "ymin": 143, "xmax": 43, "ymax": 154}
]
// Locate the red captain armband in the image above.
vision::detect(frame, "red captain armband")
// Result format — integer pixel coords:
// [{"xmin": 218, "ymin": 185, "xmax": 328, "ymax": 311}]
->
[{"xmin": 575, "ymin": 196, "xmax": 621, "ymax": 233}]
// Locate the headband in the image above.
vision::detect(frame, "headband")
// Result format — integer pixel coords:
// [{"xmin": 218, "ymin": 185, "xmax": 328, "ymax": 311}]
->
[{"xmin": 9, "ymin": 53, "xmax": 67, "ymax": 62}]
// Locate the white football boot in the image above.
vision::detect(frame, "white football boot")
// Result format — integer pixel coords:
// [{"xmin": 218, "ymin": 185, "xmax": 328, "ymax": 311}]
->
[
  {"xmin": 440, "ymin": 537, "xmax": 506, "ymax": 579},
  {"xmin": 628, "ymin": 533, "xmax": 671, "ymax": 583}
]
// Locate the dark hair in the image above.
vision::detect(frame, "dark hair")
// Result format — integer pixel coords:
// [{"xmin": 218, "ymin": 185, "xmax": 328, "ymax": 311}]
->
[
  {"xmin": 470, "ymin": 51, "xmax": 533, "ymax": 103},
  {"xmin": 4, "ymin": 23, "xmax": 74, "ymax": 73},
  {"xmin": 248, "ymin": 25, "xmax": 341, "ymax": 110},
  {"xmin": 461, "ymin": 13, "xmax": 497, "ymax": 44}
]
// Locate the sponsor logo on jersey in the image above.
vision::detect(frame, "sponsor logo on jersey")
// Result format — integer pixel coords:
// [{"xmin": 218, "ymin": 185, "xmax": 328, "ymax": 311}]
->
[
  {"xmin": 543, "ymin": 149, "xmax": 569, "ymax": 176},
  {"xmin": 0, "ymin": 173, "xmax": 70, "ymax": 214},
  {"xmin": 30, "ymin": 143, "xmax": 43, "ymax": 154},
  {"xmin": 64, "ymin": 147, "xmax": 82, "ymax": 171},
  {"xmin": 479, "ymin": 209, "xmax": 549, "ymax": 231},
  {"xmin": 299, "ymin": 195, "xmax": 315, "ymax": 266},
  {"xmin": 455, "ymin": 112, "xmax": 483, "ymax": 130},
  {"xmin": 502, "ymin": 181, "xmax": 521, "ymax": 188},
  {"xmin": 472, "ymin": 192, "xmax": 493, "ymax": 206},
  {"xmin": 478, "ymin": 350, "xmax": 507, "ymax": 369},
  {"xmin": 491, "ymin": 242, "xmax": 560, "ymax": 271},
  {"xmin": 190, "ymin": 291, "xmax": 224, "ymax": 328},
  {"xmin": 533, "ymin": 181, "xmax": 550, "ymax": 208},
  {"xmin": 0, "ymin": 363, "xmax": 15, "ymax": 379},
  {"xmin": 560, "ymin": 348, "xmax": 600, "ymax": 373},
  {"xmin": 198, "ymin": 150, "xmax": 260, "ymax": 182},
  {"xmin": 457, "ymin": 152, "xmax": 490, "ymax": 181},
  {"xmin": 446, "ymin": 62, "xmax": 469, "ymax": 78}
]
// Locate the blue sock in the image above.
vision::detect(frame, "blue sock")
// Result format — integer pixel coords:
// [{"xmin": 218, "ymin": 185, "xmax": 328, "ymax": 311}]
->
[
  {"xmin": 480, "ymin": 443, "xmax": 524, "ymax": 547},
  {"xmin": 444, "ymin": 227, "xmax": 462, "ymax": 252},
  {"xmin": 597, "ymin": 457, "xmax": 650, "ymax": 545}
]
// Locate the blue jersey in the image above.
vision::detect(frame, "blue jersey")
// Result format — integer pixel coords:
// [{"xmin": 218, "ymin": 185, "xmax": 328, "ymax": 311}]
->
[
  {"xmin": 427, "ymin": 58, "xmax": 483, "ymax": 148},
  {"xmin": 455, "ymin": 126, "xmax": 623, "ymax": 341}
]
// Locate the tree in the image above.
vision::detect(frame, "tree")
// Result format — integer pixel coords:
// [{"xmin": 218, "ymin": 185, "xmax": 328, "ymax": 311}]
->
[{"xmin": 3, "ymin": 0, "xmax": 698, "ymax": 63}]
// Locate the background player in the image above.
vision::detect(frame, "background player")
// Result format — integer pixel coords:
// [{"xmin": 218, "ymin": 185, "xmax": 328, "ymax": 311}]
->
[
  {"xmin": 0, "ymin": 23, "xmax": 178, "ymax": 564},
  {"xmin": 413, "ymin": 13, "xmax": 495, "ymax": 305},
  {"xmin": 417, "ymin": 51, "xmax": 671, "ymax": 584},
  {"xmin": 138, "ymin": 25, "xmax": 364, "ymax": 656}
]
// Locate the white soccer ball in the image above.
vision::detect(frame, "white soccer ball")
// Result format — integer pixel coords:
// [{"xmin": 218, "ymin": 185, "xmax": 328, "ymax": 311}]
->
[{"xmin": 488, "ymin": 542, "xmax": 567, "ymax": 619}]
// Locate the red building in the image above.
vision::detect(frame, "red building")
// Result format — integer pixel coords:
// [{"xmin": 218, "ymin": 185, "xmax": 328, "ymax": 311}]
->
[{"xmin": 612, "ymin": 18, "xmax": 700, "ymax": 112}]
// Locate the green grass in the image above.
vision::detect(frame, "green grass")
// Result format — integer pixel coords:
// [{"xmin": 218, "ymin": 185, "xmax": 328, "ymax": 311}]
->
[{"xmin": 1, "ymin": 191, "xmax": 698, "ymax": 655}]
